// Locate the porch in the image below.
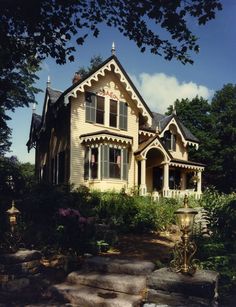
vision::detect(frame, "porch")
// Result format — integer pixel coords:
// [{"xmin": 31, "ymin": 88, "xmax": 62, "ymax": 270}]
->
[{"xmin": 137, "ymin": 148, "xmax": 204, "ymax": 200}]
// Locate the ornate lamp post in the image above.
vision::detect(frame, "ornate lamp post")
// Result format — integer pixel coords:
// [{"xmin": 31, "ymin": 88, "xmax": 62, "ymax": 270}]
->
[
  {"xmin": 170, "ymin": 195, "xmax": 198, "ymax": 275},
  {"xmin": 4, "ymin": 175, "xmax": 22, "ymax": 252},
  {"xmin": 6, "ymin": 200, "xmax": 20, "ymax": 233}
]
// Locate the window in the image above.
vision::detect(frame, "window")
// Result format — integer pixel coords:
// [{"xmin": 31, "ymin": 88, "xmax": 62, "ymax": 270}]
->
[
  {"xmin": 101, "ymin": 145, "xmax": 129, "ymax": 180},
  {"xmin": 58, "ymin": 151, "xmax": 65, "ymax": 184},
  {"xmin": 119, "ymin": 101, "xmax": 128, "ymax": 130},
  {"xmin": 109, "ymin": 100, "xmax": 128, "ymax": 130},
  {"xmin": 109, "ymin": 148, "xmax": 121, "ymax": 178},
  {"xmin": 51, "ymin": 151, "xmax": 66, "ymax": 184},
  {"xmin": 163, "ymin": 131, "xmax": 176, "ymax": 151},
  {"xmin": 85, "ymin": 92, "xmax": 104, "ymax": 124},
  {"xmin": 96, "ymin": 96, "xmax": 105, "ymax": 124},
  {"xmin": 109, "ymin": 99, "xmax": 117, "ymax": 127},
  {"xmin": 84, "ymin": 147, "xmax": 98, "ymax": 180}
]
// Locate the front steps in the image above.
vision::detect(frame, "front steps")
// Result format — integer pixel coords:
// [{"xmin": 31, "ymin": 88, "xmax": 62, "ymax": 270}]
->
[{"xmin": 50, "ymin": 256, "xmax": 155, "ymax": 306}]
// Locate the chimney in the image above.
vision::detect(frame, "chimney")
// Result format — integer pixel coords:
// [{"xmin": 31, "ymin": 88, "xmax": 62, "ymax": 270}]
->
[{"xmin": 72, "ymin": 73, "xmax": 81, "ymax": 84}]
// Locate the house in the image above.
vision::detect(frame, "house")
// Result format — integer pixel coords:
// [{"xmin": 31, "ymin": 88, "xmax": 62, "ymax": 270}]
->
[{"xmin": 27, "ymin": 53, "xmax": 205, "ymax": 199}]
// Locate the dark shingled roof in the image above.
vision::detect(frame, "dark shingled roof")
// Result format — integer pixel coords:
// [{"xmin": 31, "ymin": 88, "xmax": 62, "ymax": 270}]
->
[
  {"xmin": 26, "ymin": 113, "xmax": 42, "ymax": 151},
  {"xmin": 32, "ymin": 113, "xmax": 42, "ymax": 129},
  {"xmin": 47, "ymin": 87, "xmax": 62, "ymax": 104},
  {"xmin": 177, "ymin": 121, "xmax": 199, "ymax": 143},
  {"xmin": 141, "ymin": 111, "xmax": 199, "ymax": 143}
]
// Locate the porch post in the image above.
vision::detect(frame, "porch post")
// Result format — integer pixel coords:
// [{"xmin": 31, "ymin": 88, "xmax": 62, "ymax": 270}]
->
[
  {"xmin": 197, "ymin": 170, "xmax": 202, "ymax": 198},
  {"xmin": 180, "ymin": 171, "xmax": 187, "ymax": 190},
  {"xmin": 163, "ymin": 163, "xmax": 170, "ymax": 197},
  {"xmin": 139, "ymin": 158, "xmax": 147, "ymax": 196}
]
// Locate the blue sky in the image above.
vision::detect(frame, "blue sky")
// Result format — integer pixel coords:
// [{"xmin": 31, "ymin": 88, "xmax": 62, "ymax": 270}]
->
[{"xmin": 7, "ymin": 1, "xmax": 236, "ymax": 163}]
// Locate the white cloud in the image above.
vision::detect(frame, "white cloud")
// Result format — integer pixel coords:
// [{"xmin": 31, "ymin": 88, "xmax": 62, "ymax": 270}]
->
[{"xmin": 130, "ymin": 72, "xmax": 214, "ymax": 114}]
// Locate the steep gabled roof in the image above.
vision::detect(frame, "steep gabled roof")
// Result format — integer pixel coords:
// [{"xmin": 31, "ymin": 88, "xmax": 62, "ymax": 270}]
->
[
  {"xmin": 40, "ymin": 87, "xmax": 63, "ymax": 132},
  {"xmin": 61, "ymin": 55, "xmax": 153, "ymax": 126},
  {"xmin": 141, "ymin": 112, "xmax": 199, "ymax": 144},
  {"xmin": 47, "ymin": 87, "xmax": 62, "ymax": 105},
  {"xmin": 26, "ymin": 113, "xmax": 42, "ymax": 151}
]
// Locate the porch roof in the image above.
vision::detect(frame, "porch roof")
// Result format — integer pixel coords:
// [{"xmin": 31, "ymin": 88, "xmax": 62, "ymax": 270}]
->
[
  {"xmin": 80, "ymin": 130, "xmax": 133, "ymax": 146},
  {"xmin": 134, "ymin": 135, "xmax": 171, "ymax": 158},
  {"xmin": 170, "ymin": 158, "xmax": 205, "ymax": 170}
]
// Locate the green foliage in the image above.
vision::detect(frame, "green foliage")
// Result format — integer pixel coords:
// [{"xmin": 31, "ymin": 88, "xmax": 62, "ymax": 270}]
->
[
  {"xmin": 76, "ymin": 55, "xmax": 103, "ymax": 79},
  {"xmin": 155, "ymin": 198, "xmax": 180, "ymax": 231},
  {"xmin": 200, "ymin": 188, "xmax": 236, "ymax": 240},
  {"xmin": 0, "ymin": 156, "xmax": 35, "ymax": 201},
  {"xmin": 0, "ymin": 107, "xmax": 11, "ymax": 155},
  {"xmin": 11, "ymin": 186, "xmax": 193, "ymax": 253},
  {"xmin": 195, "ymin": 190, "xmax": 236, "ymax": 296},
  {"xmin": 20, "ymin": 184, "xmax": 97, "ymax": 252},
  {"xmin": 210, "ymin": 84, "xmax": 236, "ymax": 192},
  {"xmin": 0, "ymin": 1, "xmax": 222, "ymax": 66},
  {"xmin": 167, "ymin": 88, "xmax": 236, "ymax": 192}
]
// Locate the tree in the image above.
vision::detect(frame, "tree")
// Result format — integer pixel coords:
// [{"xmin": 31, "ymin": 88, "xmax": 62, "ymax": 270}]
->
[
  {"xmin": 76, "ymin": 55, "xmax": 104, "ymax": 79},
  {"xmin": 0, "ymin": 156, "xmax": 35, "ymax": 201},
  {"xmin": 0, "ymin": 0, "xmax": 222, "ymax": 155},
  {"xmin": 167, "ymin": 88, "xmax": 236, "ymax": 193},
  {"xmin": 0, "ymin": 1, "xmax": 222, "ymax": 66},
  {"xmin": 167, "ymin": 97, "xmax": 213, "ymax": 162},
  {"xmin": 210, "ymin": 84, "xmax": 236, "ymax": 192},
  {"xmin": 0, "ymin": 107, "xmax": 11, "ymax": 155}
]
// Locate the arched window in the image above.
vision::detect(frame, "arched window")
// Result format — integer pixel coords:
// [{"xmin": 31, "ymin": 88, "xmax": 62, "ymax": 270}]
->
[{"xmin": 163, "ymin": 131, "xmax": 176, "ymax": 151}]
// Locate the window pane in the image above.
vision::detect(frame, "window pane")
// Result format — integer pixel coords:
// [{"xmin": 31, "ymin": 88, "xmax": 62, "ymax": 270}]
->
[
  {"xmin": 163, "ymin": 131, "xmax": 171, "ymax": 150},
  {"xmin": 172, "ymin": 134, "xmax": 176, "ymax": 151},
  {"xmin": 96, "ymin": 96, "xmax": 104, "ymax": 124},
  {"xmin": 101, "ymin": 145, "xmax": 109, "ymax": 178},
  {"xmin": 110, "ymin": 99, "xmax": 117, "ymax": 127},
  {"xmin": 85, "ymin": 92, "xmax": 96, "ymax": 122},
  {"xmin": 84, "ymin": 147, "xmax": 89, "ymax": 179},
  {"xmin": 119, "ymin": 101, "xmax": 128, "ymax": 130},
  {"xmin": 109, "ymin": 148, "xmax": 121, "ymax": 178},
  {"xmin": 91, "ymin": 148, "xmax": 98, "ymax": 179},
  {"xmin": 122, "ymin": 148, "xmax": 129, "ymax": 180}
]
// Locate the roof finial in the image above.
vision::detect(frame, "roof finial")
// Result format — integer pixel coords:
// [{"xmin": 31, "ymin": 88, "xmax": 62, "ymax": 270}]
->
[
  {"xmin": 172, "ymin": 101, "xmax": 177, "ymax": 115},
  {"xmin": 46, "ymin": 75, "xmax": 51, "ymax": 88},
  {"xmin": 111, "ymin": 42, "xmax": 116, "ymax": 55},
  {"xmin": 32, "ymin": 103, "xmax": 36, "ymax": 114}
]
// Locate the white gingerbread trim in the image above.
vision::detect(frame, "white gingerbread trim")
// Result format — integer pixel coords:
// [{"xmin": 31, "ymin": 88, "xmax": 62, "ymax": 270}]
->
[
  {"xmin": 80, "ymin": 132, "xmax": 132, "ymax": 146},
  {"xmin": 159, "ymin": 117, "xmax": 199, "ymax": 149},
  {"xmin": 136, "ymin": 137, "xmax": 171, "ymax": 163},
  {"xmin": 170, "ymin": 161, "xmax": 204, "ymax": 171},
  {"xmin": 64, "ymin": 58, "xmax": 152, "ymax": 126}
]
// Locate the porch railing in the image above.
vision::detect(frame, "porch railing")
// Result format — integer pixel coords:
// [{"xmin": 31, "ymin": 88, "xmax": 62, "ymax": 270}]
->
[{"xmin": 149, "ymin": 189, "xmax": 201, "ymax": 200}]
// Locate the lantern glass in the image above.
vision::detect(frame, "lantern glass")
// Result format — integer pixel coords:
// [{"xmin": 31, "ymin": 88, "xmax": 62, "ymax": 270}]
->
[{"xmin": 176, "ymin": 212, "xmax": 196, "ymax": 230}]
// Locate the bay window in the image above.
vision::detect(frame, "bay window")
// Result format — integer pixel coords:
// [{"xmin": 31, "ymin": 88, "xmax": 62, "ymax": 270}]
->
[{"xmin": 84, "ymin": 145, "xmax": 129, "ymax": 180}]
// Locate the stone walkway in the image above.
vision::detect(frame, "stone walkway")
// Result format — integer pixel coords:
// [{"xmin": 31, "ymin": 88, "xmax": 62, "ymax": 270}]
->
[{"xmin": 50, "ymin": 256, "xmax": 155, "ymax": 306}]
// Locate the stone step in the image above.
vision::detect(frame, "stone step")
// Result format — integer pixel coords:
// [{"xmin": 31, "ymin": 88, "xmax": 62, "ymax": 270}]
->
[
  {"xmin": 85, "ymin": 256, "xmax": 155, "ymax": 276},
  {"xmin": 51, "ymin": 283, "xmax": 143, "ymax": 307},
  {"xmin": 67, "ymin": 271, "xmax": 147, "ymax": 295}
]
